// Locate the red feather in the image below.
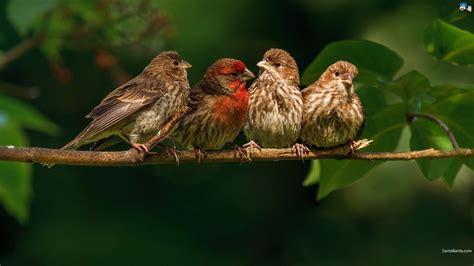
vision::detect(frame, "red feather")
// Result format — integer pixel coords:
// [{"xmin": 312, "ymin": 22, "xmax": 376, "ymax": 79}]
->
[
  {"xmin": 212, "ymin": 83, "xmax": 249, "ymax": 125},
  {"xmin": 218, "ymin": 60, "xmax": 246, "ymax": 75}
]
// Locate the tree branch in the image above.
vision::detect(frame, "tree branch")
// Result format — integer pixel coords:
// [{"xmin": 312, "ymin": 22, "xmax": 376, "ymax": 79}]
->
[
  {"xmin": 0, "ymin": 81, "xmax": 40, "ymax": 99},
  {"xmin": 0, "ymin": 35, "xmax": 44, "ymax": 70},
  {"xmin": 407, "ymin": 112, "xmax": 460, "ymax": 149},
  {"xmin": 1, "ymin": 108, "xmax": 472, "ymax": 167},
  {"xmin": 0, "ymin": 145, "xmax": 472, "ymax": 167}
]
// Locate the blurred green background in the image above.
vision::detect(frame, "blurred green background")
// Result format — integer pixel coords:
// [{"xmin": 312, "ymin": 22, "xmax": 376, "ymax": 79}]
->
[{"xmin": 0, "ymin": 0, "xmax": 473, "ymax": 265}]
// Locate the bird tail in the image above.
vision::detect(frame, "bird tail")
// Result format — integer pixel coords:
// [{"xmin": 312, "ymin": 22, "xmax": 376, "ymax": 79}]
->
[
  {"xmin": 89, "ymin": 136, "xmax": 124, "ymax": 151},
  {"xmin": 60, "ymin": 139, "xmax": 81, "ymax": 151}
]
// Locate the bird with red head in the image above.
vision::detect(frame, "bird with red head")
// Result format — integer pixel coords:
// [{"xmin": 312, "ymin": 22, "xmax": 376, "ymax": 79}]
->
[{"xmin": 173, "ymin": 58, "xmax": 255, "ymax": 162}]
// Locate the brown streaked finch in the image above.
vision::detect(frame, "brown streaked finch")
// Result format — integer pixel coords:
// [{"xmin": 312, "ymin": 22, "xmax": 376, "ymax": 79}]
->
[
  {"xmin": 47, "ymin": 51, "xmax": 191, "ymax": 166},
  {"xmin": 172, "ymin": 58, "xmax": 255, "ymax": 162},
  {"xmin": 300, "ymin": 60, "xmax": 365, "ymax": 151},
  {"xmin": 243, "ymin": 48, "xmax": 307, "ymax": 158}
]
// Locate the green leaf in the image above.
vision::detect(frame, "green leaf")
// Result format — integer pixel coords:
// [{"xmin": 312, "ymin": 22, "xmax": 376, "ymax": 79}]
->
[
  {"xmin": 39, "ymin": 11, "xmax": 73, "ymax": 60},
  {"xmin": 424, "ymin": 89, "xmax": 474, "ymax": 148},
  {"xmin": 442, "ymin": 160, "xmax": 463, "ymax": 188},
  {"xmin": 6, "ymin": 0, "xmax": 59, "ymax": 36},
  {"xmin": 464, "ymin": 156, "xmax": 474, "ymax": 171},
  {"xmin": 384, "ymin": 71, "xmax": 433, "ymax": 111},
  {"xmin": 419, "ymin": 87, "xmax": 474, "ymax": 185},
  {"xmin": 67, "ymin": 0, "xmax": 101, "ymax": 25},
  {"xmin": 316, "ymin": 103, "xmax": 406, "ymax": 200},
  {"xmin": 382, "ymin": 70, "xmax": 472, "ymax": 186},
  {"xmin": 302, "ymin": 160, "xmax": 320, "ymax": 186},
  {"xmin": 410, "ymin": 85, "xmax": 474, "ymax": 186},
  {"xmin": 0, "ymin": 93, "xmax": 59, "ymax": 135},
  {"xmin": 424, "ymin": 19, "xmax": 474, "ymax": 65},
  {"xmin": 388, "ymin": 71, "xmax": 461, "ymax": 182},
  {"xmin": 0, "ymin": 115, "xmax": 32, "ymax": 223},
  {"xmin": 410, "ymin": 119, "xmax": 456, "ymax": 181},
  {"xmin": 301, "ymin": 40, "xmax": 403, "ymax": 86}
]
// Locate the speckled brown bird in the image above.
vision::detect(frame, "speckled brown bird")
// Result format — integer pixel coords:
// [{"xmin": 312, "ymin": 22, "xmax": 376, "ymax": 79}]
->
[
  {"xmin": 243, "ymin": 48, "xmax": 305, "ymax": 157},
  {"xmin": 59, "ymin": 51, "xmax": 191, "ymax": 155},
  {"xmin": 300, "ymin": 60, "xmax": 365, "ymax": 150},
  {"xmin": 172, "ymin": 58, "xmax": 254, "ymax": 162}
]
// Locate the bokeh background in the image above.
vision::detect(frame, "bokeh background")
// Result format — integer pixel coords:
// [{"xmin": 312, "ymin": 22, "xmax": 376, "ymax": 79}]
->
[{"xmin": 0, "ymin": 0, "xmax": 473, "ymax": 265}]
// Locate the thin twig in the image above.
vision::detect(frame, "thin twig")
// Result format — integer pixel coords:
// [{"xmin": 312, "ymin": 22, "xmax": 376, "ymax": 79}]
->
[
  {"xmin": 0, "ymin": 35, "xmax": 44, "ymax": 70},
  {"xmin": 407, "ymin": 112, "xmax": 460, "ymax": 149},
  {"xmin": 0, "ymin": 81, "xmax": 40, "ymax": 99},
  {"xmin": 0, "ymin": 145, "xmax": 472, "ymax": 167},
  {"xmin": 144, "ymin": 106, "xmax": 189, "ymax": 151}
]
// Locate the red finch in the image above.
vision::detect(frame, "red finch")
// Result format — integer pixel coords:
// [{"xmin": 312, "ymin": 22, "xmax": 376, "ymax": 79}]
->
[
  {"xmin": 172, "ymin": 58, "xmax": 255, "ymax": 162},
  {"xmin": 300, "ymin": 61, "xmax": 365, "ymax": 150},
  {"xmin": 56, "ymin": 51, "xmax": 191, "ymax": 158},
  {"xmin": 243, "ymin": 48, "xmax": 306, "ymax": 158}
]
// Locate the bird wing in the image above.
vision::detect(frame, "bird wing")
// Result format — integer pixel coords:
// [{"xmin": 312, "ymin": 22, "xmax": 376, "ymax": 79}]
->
[
  {"xmin": 86, "ymin": 77, "xmax": 165, "ymax": 117},
  {"xmin": 89, "ymin": 135, "xmax": 125, "ymax": 151},
  {"xmin": 301, "ymin": 81, "xmax": 322, "ymax": 98},
  {"xmin": 356, "ymin": 109, "xmax": 367, "ymax": 139},
  {"xmin": 70, "ymin": 77, "xmax": 167, "ymax": 146},
  {"xmin": 187, "ymin": 83, "xmax": 207, "ymax": 113}
]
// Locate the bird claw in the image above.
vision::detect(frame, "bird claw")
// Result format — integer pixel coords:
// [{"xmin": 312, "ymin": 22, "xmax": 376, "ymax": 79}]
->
[
  {"xmin": 131, "ymin": 143, "xmax": 149, "ymax": 161},
  {"xmin": 346, "ymin": 139, "xmax": 373, "ymax": 154},
  {"xmin": 165, "ymin": 147, "xmax": 180, "ymax": 165},
  {"xmin": 242, "ymin": 140, "xmax": 262, "ymax": 159},
  {"xmin": 231, "ymin": 144, "xmax": 250, "ymax": 162},
  {"xmin": 194, "ymin": 146, "xmax": 207, "ymax": 163},
  {"xmin": 291, "ymin": 143, "xmax": 310, "ymax": 161},
  {"xmin": 348, "ymin": 141, "xmax": 357, "ymax": 155},
  {"xmin": 158, "ymin": 143, "xmax": 180, "ymax": 165},
  {"xmin": 132, "ymin": 143, "xmax": 149, "ymax": 154}
]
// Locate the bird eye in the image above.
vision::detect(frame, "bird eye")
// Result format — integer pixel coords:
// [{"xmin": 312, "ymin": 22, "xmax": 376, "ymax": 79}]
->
[
  {"xmin": 334, "ymin": 71, "xmax": 340, "ymax": 77},
  {"xmin": 275, "ymin": 62, "xmax": 281, "ymax": 67},
  {"xmin": 173, "ymin": 60, "xmax": 179, "ymax": 66},
  {"xmin": 231, "ymin": 72, "xmax": 239, "ymax": 77}
]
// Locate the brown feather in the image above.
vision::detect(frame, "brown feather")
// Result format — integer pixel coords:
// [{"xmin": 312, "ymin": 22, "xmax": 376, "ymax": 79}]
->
[
  {"xmin": 300, "ymin": 61, "xmax": 365, "ymax": 148},
  {"xmin": 67, "ymin": 78, "xmax": 167, "ymax": 148},
  {"xmin": 243, "ymin": 48, "xmax": 303, "ymax": 148},
  {"xmin": 61, "ymin": 51, "xmax": 191, "ymax": 151},
  {"xmin": 173, "ymin": 58, "xmax": 252, "ymax": 151}
]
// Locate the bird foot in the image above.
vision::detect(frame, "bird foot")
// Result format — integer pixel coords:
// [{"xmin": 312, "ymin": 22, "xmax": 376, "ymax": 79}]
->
[
  {"xmin": 242, "ymin": 140, "xmax": 262, "ymax": 159},
  {"xmin": 230, "ymin": 144, "xmax": 250, "ymax": 162},
  {"xmin": 131, "ymin": 143, "xmax": 149, "ymax": 161},
  {"xmin": 346, "ymin": 139, "xmax": 373, "ymax": 154},
  {"xmin": 194, "ymin": 146, "xmax": 208, "ymax": 163},
  {"xmin": 348, "ymin": 140, "xmax": 357, "ymax": 155},
  {"xmin": 132, "ymin": 143, "xmax": 149, "ymax": 154},
  {"xmin": 165, "ymin": 147, "xmax": 180, "ymax": 165},
  {"xmin": 291, "ymin": 143, "xmax": 310, "ymax": 161},
  {"xmin": 158, "ymin": 144, "xmax": 180, "ymax": 165}
]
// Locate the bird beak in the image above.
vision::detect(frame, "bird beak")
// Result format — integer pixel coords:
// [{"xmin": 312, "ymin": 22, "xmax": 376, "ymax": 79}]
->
[
  {"xmin": 257, "ymin": 60, "xmax": 270, "ymax": 70},
  {"xmin": 341, "ymin": 73, "xmax": 355, "ymax": 96},
  {"xmin": 242, "ymin": 68, "xmax": 255, "ymax": 81},
  {"xmin": 181, "ymin": 60, "xmax": 192, "ymax": 69}
]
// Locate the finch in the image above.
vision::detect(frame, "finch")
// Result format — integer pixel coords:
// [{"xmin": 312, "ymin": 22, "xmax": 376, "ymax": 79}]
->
[
  {"xmin": 243, "ymin": 48, "xmax": 306, "ymax": 158},
  {"xmin": 172, "ymin": 58, "xmax": 255, "ymax": 162},
  {"xmin": 58, "ymin": 51, "xmax": 191, "ymax": 155},
  {"xmin": 300, "ymin": 61, "xmax": 365, "ymax": 150}
]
